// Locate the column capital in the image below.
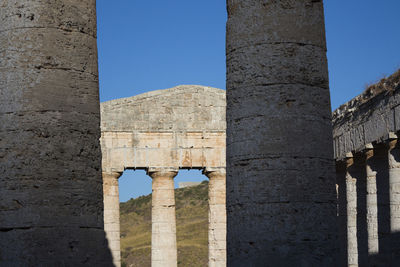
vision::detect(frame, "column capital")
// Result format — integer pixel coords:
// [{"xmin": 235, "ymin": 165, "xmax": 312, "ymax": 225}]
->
[
  {"xmin": 387, "ymin": 139, "xmax": 399, "ymax": 151},
  {"xmin": 344, "ymin": 152, "xmax": 354, "ymax": 168},
  {"xmin": 362, "ymin": 143, "xmax": 374, "ymax": 160},
  {"xmin": 203, "ymin": 167, "xmax": 226, "ymax": 179},
  {"xmin": 147, "ymin": 167, "xmax": 178, "ymax": 179}
]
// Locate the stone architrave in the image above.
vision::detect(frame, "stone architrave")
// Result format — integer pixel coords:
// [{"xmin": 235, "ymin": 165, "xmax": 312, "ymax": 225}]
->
[
  {"xmin": 226, "ymin": 1, "xmax": 338, "ymax": 265},
  {"xmin": 103, "ymin": 172, "xmax": 123, "ymax": 267},
  {"xmin": 0, "ymin": 1, "xmax": 112, "ymax": 265},
  {"xmin": 203, "ymin": 168, "xmax": 227, "ymax": 267},
  {"xmin": 148, "ymin": 168, "xmax": 178, "ymax": 267}
]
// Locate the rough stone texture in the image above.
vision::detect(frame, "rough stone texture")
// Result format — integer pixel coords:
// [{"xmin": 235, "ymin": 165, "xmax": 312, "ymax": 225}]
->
[
  {"xmin": 103, "ymin": 172, "xmax": 123, "ymax": 267},
  {"xmin": 226, "ymin": 1, "xmax": 338, "ymax": 265},
  {"xmin": 149, "ymin": 169, "xmax": 178, "ymax": 267},
  {"xmin": 101, "ymin": 85, "xmax": 225, "ymax": 132},
  {"xmin": 336, "ymin": 162, "xmax": 349, "ymax": 267},
  {"xmin": 0, "ymin": 1, "xmax": 112, "ymax": 265},
  {"xmin": 388, "ymin": 141, "xmax": 400, "ymax": 232},
  {"xmin": 387, "ymin": 141, "xmax": 400, "ymax": 261},
  {"xmin": 345, "ymin": 157, "xmax": 360, "ymax": 267},
  {"xmin": 204, "ymin": 168, "xmax": 226, "ymax": 267},
  {"xmin": 365, "ymin": 150, "xmax": 379, "ymax": 255},
  {"xmin": 333, "ymin": 70, "xmax": 400, "ymax": 266},
  {"xmin": 100, "ymin": 86, "xmax": 226, "ymax": 266},
  {"xmin": 333, "ymin": 70, "xmax": 400, "ymax": 160},
  {"xmin": 100, "ymin": 86, "xmax": 226, "ymax": 173}
]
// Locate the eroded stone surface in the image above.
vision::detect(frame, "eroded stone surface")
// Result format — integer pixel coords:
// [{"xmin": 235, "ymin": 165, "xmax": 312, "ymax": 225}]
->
[
  {"xmin": 226, "ymin": 1, "xmax": 338, "ymax": 265},
  {"xmin": 333, "ymin": 70, "xmax": 400, "ymax": 160},
  {"xmin": 149, "ymin": 169, "xmax": 178, "ymax": 267},
  {"xmin": 0, "ymin": 1, "xmax": 112, "ymax": 265},
  {"xmin": 101, "ymin": 86, "xmax": 226, "ymax": 173},
  {"xmin": 100, "ymin": 86, "xmax": 227, "ymax": 266},
  {"xmin": 333, "ymin": 70, "xmax": 400, "ymax": 266}
]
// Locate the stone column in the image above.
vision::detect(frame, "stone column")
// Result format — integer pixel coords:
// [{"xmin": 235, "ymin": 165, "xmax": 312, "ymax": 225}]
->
[
  {"xmin": 365, "ymin": 147, "xmax": 379, "ymax": 255},
  {"xmin": 0, "ymin": 1, "xmax": 112, "ymax": 265},
  {"xmin": 148, "ymin": 168, "xmax": 178, "ymax": 267},
  {"xmin": 203, "ymin": 168, "xmax": 226, "ymax": 267},
  {"xmin": 387, "ymin": 138, "xmax": 400, "ymax": 261},
  {"xmin": 388, "ymin": 139, "xmax": 400, "ymax": 232},
  {"xmin": 226, "ymin": 1, "xmax": 338, "ymax": 265},
  {"xmin": 345, "ymin": 155, "xmax": 359, "ymax": 267},
  {"xmin": 103, "ymin": 172, "xmax": 122, "ymax": 267},
  {"xmin": 336, "ymin": 161, "xmax": 348, "ymax": 266}
]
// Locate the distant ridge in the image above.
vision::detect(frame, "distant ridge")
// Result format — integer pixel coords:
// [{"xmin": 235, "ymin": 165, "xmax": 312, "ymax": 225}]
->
[{"xmin": 120, "ymin": 181, "xmax": 209, "ymax": 267}]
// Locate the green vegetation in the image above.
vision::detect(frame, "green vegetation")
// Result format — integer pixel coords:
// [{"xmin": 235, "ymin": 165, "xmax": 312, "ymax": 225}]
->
[{"xmin": 120, "ymin": 180, "xmax": 209, "ymax": 267}]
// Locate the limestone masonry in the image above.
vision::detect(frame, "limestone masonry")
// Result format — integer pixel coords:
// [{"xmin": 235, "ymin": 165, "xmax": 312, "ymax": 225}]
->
[
  {"xmin": 333, "ymin": 71, "xmax": 400, "ymax": 159},
  {"xmin": 4, "ymin": 0, "xmax": 398, "ymax": 266},
  {"xmin": 226, "ymin": 1, "xmax": 338, "ymax": 266},
  {"xmin": 0, "ymin": 1, "xmax": 112, "ymax": 265},
  {"xmin": 100, "ymin": 85, "xmax": 226, "ymax": 267},
  {"xmin": 333, "ymin": 70, "xmax": 400, "ymax": 266}
]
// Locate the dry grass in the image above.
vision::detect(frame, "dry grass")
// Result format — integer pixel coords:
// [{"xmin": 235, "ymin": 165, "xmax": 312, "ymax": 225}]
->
[
  {"xmin": 120, "ymin": 181, "xmax": 209, "ymax": 267},
  {"xmin": 362, "ymin": 69, "xmax": 400, "ymax": 102}
]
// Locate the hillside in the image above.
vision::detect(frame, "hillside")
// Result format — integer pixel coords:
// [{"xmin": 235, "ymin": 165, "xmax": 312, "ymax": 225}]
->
[{"xmin": 120, "ymin": 181, "xmax": 209, "ymax": 267}]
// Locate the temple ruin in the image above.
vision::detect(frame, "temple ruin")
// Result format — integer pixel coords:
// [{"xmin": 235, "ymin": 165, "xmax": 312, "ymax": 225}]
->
[
  {"xmin": 4, "ymin": 0, "xmax": 399, "ymax": 266},
  {"xmin": 334, "ymin": 70, "xmax": 400, "ymax": 266},
  {"xmin": 100, "ymin": 85, "xmax": 226, "ymax": 267}
]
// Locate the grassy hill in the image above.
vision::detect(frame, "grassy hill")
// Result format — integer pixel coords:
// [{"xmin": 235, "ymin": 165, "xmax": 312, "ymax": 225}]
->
[{"xmin": 120, "ymin": 180, "xmax": 209, "ymax": 267}]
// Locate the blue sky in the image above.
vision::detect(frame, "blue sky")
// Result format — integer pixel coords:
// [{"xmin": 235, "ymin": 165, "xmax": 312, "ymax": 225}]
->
[{"xmin": 97, "ymin": 0, "xmax": 400, "ymax": 202}]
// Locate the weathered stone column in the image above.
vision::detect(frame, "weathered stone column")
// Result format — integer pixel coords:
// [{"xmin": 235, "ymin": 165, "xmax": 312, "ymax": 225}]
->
[
  {"xmin": 103, "ymin": 172, "xmax": 122, "ymax": 267},
  {"xmin": 387, "ymin": 138, "xmax": 400, "ymax": 260},
  {"xmin": 365, "ymin": 147, "xmax": 379, "ymax": 256},
  {"xmin": 226, "ymin": 1, "xmax": 338, "ymax": 265},
  {"xmin": 345, "ymin": 155, "xmax": 359, "ymax": 267},
  {"xmin": 336, "ymin": 161, "xmax": 348, "ymax": 266},
  {"xmin": 148, "ymin": 168, "xmax": 178, "ymax": 267},
  {"xmin": 203, "ymin": 168, "xmax": 226, "ymax": 267},
  {"xmin": 388, "ymin": 139, "xmax": 400, "ymax": 232},
  {"xmin": 0, "ymin": 1, "xmax": 112, "ymax": 265}
]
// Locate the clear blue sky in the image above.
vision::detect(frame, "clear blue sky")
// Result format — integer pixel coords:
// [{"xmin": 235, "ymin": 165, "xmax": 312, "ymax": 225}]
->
[{"xmin": 97, "ymin": 0, "xmax": 400, "ymax": 202}]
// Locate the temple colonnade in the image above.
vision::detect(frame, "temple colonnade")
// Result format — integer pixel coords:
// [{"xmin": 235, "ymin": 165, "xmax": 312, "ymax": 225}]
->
[
  {"xmin": 333, "ymin": 70, "xmax": 400, "ymax": 266},
  {"xmin": 103, "ymin": 167, "xmax": 226, "ymax": 267},
  {"xmin": 100, "ymin": 86, "xmax": 227, "ymax": 266},
  {"xmin": 336, "ymin": 136, "xmax": 400, "ymax": 266}
]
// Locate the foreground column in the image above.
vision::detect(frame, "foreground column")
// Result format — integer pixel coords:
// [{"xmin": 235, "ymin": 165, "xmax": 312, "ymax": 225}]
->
[
  {"xmin": 0, "ymin": 1, "xmax": 112, "ymax": 265},
  {"xmin": 103, "ymin": 172, "xmax": 122, "ymax": 267},
  {"xmin": 226, "ymin": 1, "xmax": 338, "ymax": 265},
  {"xmin": 148, "ymin": 168, "xmax": 178, "ymax": 267},
  {"xmin": 203, "ymin": 168, "xmax": 227, "ymax": 267}
]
